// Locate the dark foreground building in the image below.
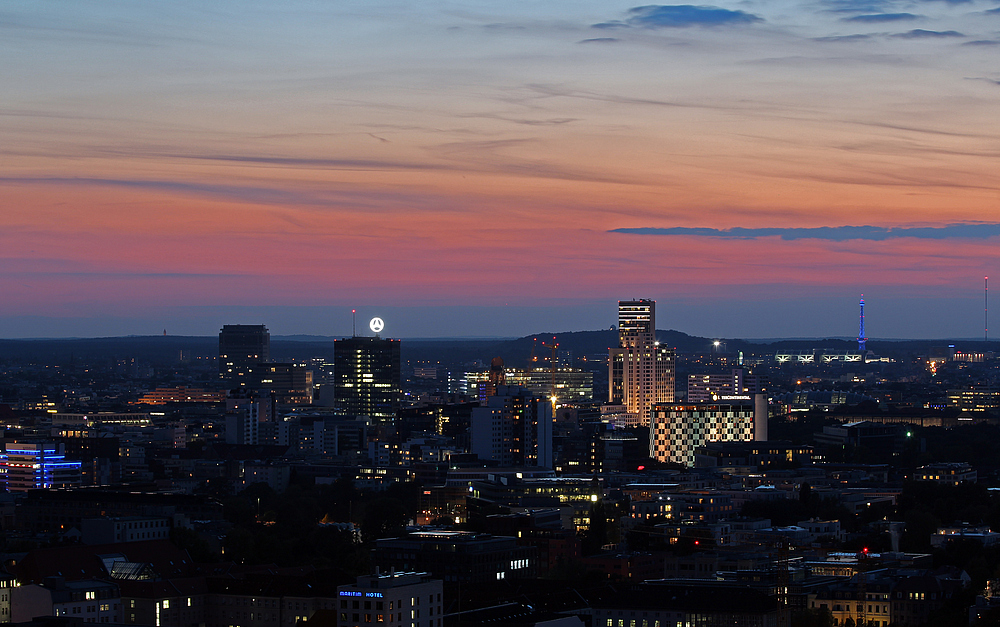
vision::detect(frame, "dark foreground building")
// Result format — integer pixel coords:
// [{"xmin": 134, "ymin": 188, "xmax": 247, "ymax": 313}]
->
[
  {"xmin": 219, "ymin": 325, "xmax": 270, "ymax": 388},
  {"xmin": 374, "ymin": 531, "xmax": 537, "ymax": 584}
]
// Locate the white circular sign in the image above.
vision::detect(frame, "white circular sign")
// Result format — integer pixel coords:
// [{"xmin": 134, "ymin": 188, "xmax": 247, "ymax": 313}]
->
[{"xmin": 369, "ymin": 317, "xmax": 385, "ymax": 333}]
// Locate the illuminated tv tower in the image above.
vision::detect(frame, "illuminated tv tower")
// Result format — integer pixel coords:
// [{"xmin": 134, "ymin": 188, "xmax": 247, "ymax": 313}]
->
[{"xmin": 858, "ymin": 295, "xmax": 867, "ymax": 352}]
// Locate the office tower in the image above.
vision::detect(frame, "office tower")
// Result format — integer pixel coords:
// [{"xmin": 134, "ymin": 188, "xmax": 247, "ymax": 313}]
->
[
  {"xmin": 686, "ymin": 368, "xmax": 767, "ymax": 402},
  {"xmin": 471, "ymin": 385, "xmax": 553, "ymax": 468},
  {"xmin": 650, "ymin": 394, "xmax": 768, "ymax": 466},
  {"xmin": 218, "ymin": 324, "xmax": 270, "ymax": 388},
  {"xmin": 609, "ymin": 300, "xmax": 675, "ymax": 424},
  {"xmin": 260, "ymin": 362, "xmax": 314, "ymax": 405},
  {"xmin": 333, "ymin": 336, "xmax": 401, "ymax": 423}
]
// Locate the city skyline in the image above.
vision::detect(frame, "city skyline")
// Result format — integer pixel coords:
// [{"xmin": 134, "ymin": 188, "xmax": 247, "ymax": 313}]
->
[{"xmin": 3, "ymin": 1, "xmax": 999, "ymax": 340}]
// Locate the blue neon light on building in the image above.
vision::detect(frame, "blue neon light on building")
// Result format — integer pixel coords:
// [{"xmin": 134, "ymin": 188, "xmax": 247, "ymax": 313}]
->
[{"xmin": 0, "ymin": 443, "xmax": 82, "ymax": 492}]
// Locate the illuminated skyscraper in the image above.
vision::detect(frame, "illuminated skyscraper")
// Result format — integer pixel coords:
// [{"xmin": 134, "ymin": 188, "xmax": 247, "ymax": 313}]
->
[
  {"xmin": 333, "ymin": 336, "xmax": 401, "ymax": 423},
  {"xmin": 219, "ymin": 324, "xmax": 270, "ymax": 388},
  {"xmin": 609, "ymin": 300, "xmax": 675, "ymax": 424}
]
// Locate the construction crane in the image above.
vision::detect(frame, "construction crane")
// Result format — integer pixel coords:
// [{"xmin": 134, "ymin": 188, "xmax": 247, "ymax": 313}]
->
[{"xmin": 528, "ymin": 337, "xmax": 539, "ymax": 368}]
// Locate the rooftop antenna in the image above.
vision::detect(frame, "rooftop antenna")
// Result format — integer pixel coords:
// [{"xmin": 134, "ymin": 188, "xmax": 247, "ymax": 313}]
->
[
  {"xmin": 352, "ymin": 309, "xmax": 356, "ymax": 337},
  {"xmin": 857, "ymin": 295, "xmax": 867, "ymax": 352},
  {"xmin": 986, "ymin": 277, "xmax": 989, "ymax": 342}
]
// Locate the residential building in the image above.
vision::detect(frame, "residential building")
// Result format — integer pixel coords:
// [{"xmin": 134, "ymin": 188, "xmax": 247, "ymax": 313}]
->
[
  {"xmin": 0, "ymin": 572, "xmax": 14, "ymax": 623},
  {"xmin": 12, "ymin": 578, "xmax": 121, "ymax": 623}
]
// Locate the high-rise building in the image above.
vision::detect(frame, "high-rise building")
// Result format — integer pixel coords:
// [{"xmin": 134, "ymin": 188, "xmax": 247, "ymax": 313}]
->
[
  {"xmin": 218, "ymin": 324, "xmax": 270, "ymax": 388},
  {"xmin": 333, "ymin": 336, "xmax": 401, "ymax": 423},
  {"xmin": 471, "ymin": 385, "xmax": 553, "ymax": 468},
  {"xmin": 609, "ymin": 300, "xmax": 675, "ymax": 424}
]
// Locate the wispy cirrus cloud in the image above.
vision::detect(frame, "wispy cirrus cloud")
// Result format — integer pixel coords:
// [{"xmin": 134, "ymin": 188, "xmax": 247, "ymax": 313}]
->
[
  {"xmin": 965, "ymin": 76, "xmax": 1000, "ymax": 85},
  {"xmin": 0, "ymin": 176, "xmax": 444, "ymax": 211},
  {"xmin": 892, "ymin": 28, "xmax": 964, "ymax": 37},
  {"xmin": 610, "ymin": 224, "xmax": 1000, "ymax": 241},
  {"xmin": 594, "ymin": 4, "xmax": 763, "ymax": 29},
  {"xmin": 842, "ymin": 12, "xmax": 921, "ymax": 22},
  {"xmin": 813, "ymin": 33, "xmax": 874, "ymax": 41},
  {"xmin": 820, "ymin": 0, "xmax": 895, "ymax": 14}
]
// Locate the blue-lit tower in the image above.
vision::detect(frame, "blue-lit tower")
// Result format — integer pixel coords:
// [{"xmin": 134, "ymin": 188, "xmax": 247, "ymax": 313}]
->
[{"xmin": 858, "ymin": 295, "xmax": 867, "ymax": 352}]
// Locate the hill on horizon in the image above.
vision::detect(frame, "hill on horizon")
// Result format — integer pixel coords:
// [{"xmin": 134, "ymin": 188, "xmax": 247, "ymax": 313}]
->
[{"xmin": 0, "ymin": 331, "xmax": 993, "ymax": 366}]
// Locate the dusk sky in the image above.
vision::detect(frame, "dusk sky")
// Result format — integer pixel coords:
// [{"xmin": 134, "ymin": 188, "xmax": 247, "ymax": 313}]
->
[{"xmin": 3, "ymin": 0, "xmax": 999, "ymax": 340}]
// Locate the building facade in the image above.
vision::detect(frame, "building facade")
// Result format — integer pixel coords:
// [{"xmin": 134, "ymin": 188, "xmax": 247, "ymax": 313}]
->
[
  {"xmin": 609, "ymin": 300, "xmax": 675, "ymax": 425},
  {"xmin": 650, "ymin": 396, "xmax": 768, "ymax": 466}
]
